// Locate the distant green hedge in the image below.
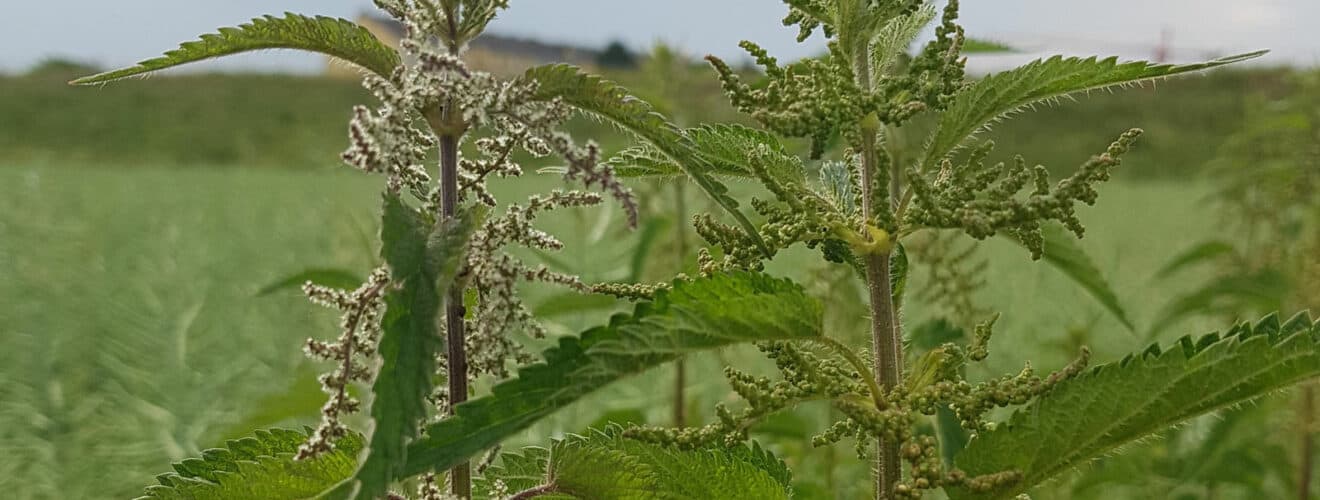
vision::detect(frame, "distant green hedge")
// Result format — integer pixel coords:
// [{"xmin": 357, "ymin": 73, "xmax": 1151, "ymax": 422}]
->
[{"xmin": 0, "ymin": 67, "xmax": 1293, "ymax": 178}]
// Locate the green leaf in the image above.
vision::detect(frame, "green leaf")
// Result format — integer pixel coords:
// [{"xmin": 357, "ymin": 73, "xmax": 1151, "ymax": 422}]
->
[
  {"xmin": 868, "ymin": 3, "xmax": 937, "ymax": 77},
  {"xmin": 72, "ymin": 13, "xmax": 400, "ymax": 85},
  {"xmin": 532, "ymin": 292, "xmax": 620, "ymax": 318},
  {"xmin": 1013, "ymin": 224, "xmax": 1136, "ymax": 333},
  {"xmin": 524, "ymin": 64, "xmax": 772, "ymax": 256},
  {"xmin": 890, "ymin": 243, "xmax": 909, "ymax": 306},
  {"xmin": 920, "ymin": 50, "xmax": 1268, "ymax": 170},
  {"xmin": 907, "ymin": 317, "xmax": 965, "ymax": 352},
  {"xmin": 475, "ymin": 429, "xmax": 793, "ymax": 499},
  {"xmin": 350, "ymin": 195, "xmax": 479, "ymax": 499},
  {"xmin": 256, "ymin": 268, "xmax": 364, "ymax": 297},
  {"xmin": 949, "ymin": 312, "xmax": 1320, "ymax": 500},
  {"xmin": 628, "ymin": 217, "xmax": 671, "ymax": 282},
  {"xmin": 135, "ymin": 428, "xmax": 360, "ymax": 500},
  {"xmin": 610, "ymin": 124, "xmax": 805, "ymax": 183},
  {"xmin": 401, "ymin": 271, "xmax": 824, "ymax": 477},
  {"xmin": 961, "ymin": 39, "xmax": 1015, "ymax": 54},
  {"xmin": 1149, "ymin": 269, "xmax": 1288, "ymax": 337},
  {"xmin": 1154, "ymin": 240, "xmax": 1238, "ymax": 279}
]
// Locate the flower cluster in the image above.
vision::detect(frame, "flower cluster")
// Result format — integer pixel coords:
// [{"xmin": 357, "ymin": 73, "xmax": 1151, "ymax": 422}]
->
[
  {"xmin": 304, "ymin": 0, "xmax": 638, "ymax": 449},
  {"xmin": 457, "ymin": 190, "xmax": 603, "ymax": 383},
  {"xmin": 297, "ymin": 267, "xmax": 390, "ymax": 458}
]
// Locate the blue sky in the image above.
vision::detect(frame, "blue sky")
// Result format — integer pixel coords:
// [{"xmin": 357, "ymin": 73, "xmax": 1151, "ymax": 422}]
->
[{"xmin": 4, "ymin": 1, "xmax": 1316, "ymax": 73}]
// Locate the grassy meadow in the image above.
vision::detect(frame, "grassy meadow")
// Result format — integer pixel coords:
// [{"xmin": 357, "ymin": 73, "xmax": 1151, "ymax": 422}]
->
[{"xmin": 0, "ymin": 64, "xmax": 1302, "ymax": 498}]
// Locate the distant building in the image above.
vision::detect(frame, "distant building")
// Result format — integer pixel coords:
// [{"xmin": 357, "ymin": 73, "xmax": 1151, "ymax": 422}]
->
[{"xmin": 326, "ymin": 13, "xmax": 601, "ymax": 78}]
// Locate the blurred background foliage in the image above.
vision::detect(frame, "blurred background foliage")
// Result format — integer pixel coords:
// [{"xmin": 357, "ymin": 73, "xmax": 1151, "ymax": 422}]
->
[{"xmin": 0, "ymin": 50, "xmax": 1316, "ymax": 499}]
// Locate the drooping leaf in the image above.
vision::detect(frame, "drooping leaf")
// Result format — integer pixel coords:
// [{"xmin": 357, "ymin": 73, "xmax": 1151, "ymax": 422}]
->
[
  {"xmin": 1010, "ymin": 224, "xmax": 1136, "ymax": 333},
  {"xmin": 256, "ymin": 268, "xmax": 364, "ymax": 297},
  {"xmin": 350, "ymin": 195, "xmax": 479, "ymax": 499},
  {"xmin": 628, "ymin": 217, "xmax": 671, "ymax": 282},
  {"xmin": 1149, "ymin": 269, "xmax": 1288, "ymax": 337},
  {"xmin": 401, "ymin": 272, "xmax": 824, "ymax": 477},
  {"xmin": 135, "ymin": 428, "xmax": 361, "ymax": 500},
  {"xmin": 524, "ymin": 64, "xmax": 772, "ymax": 256},
  {"xmin": 920, "ymin": 50, "xmax": 1268, "ymax": 170},
  {"xmin": 72, "ymin": 13, "xmax": 400, "ymax": 85},
  {"xmin": 475, "ymin": 429, "xmax": 793, "ymax": 499},
  {"xmin": 948, "ymin": 312, "xmax": 1320, "ymax": 500},
  {"xmin": 1154, "ymin": 240, "xmax": 1238, "ymax": 279},
  {"xmin": 217, "ymin": 366, "xmax": 328, "ymax": 442}
]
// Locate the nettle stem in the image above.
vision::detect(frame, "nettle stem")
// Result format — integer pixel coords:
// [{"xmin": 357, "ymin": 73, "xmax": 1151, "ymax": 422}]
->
[
  {"xmin": 861, "ymin": 132, "xmax": 903, "ymax": 498},
  {"xmin": 673, "ymin": 181, "xmax": 690, "ymax": 428},
  {"xmin": 436, "ymin": 103, "xmax": 471, "ymax": 498},
  {"xmin": 855, "ymin": 48, "xmax": 903, "ymax": 498}
]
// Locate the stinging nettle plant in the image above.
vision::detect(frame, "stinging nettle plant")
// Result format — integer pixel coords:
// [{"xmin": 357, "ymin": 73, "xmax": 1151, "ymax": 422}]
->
[{"xmin": 73, "ymin": 1, "xmax": 1317, "ymax": 499}]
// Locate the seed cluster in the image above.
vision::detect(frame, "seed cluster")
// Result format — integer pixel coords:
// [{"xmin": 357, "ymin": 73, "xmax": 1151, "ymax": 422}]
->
[
  {"xmin": 906, "ymin": 129, "xmax": 1143, "ymax": 258},
  {"xmin": 711, "ymin": 0, "xmax": 964, "ymax": 158},
  {"xmin": 626, "ymin": 312, "xmax": 1092, "ymax": 498}
]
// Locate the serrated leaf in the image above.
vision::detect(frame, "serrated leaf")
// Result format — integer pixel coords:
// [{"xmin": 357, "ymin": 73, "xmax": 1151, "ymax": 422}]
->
[
  {"xmin": 350, "ymin": 195, "xmax": 479, "ymax": 499},
  {"xmin": 868, "ymin": 3, "xmax": 936, "ymax": 78},
  {"xmin": 256, "ymin": 268, "xmax": 364, "ymax": 297},
  {"xmin": 475, "ymin": 429, "xmax": 793, "ymax": 499},
  {"xmin": 610, "ymin": 124, "xmax": 805, "ymax": 182},
  {"xmin": 135, "ymin": 428, "xmax": 361, "ymax": 500},
  {"xmin": 1010, "ymin": 224, "xmax": 1136, "ymax": 333},
  {"xmin": 400, "ymin": 272, "xmax": 824, "ymax": 478},
  {"xmin": 948, "ymin": 312, "xmax": 1320, "ymax": 500},
  {"xmin": 72, "ymin": 13, "xmax": 400, "ymax": 85},
  {"xmin": 921, "ymin": 50, "xmax": 1268, "ymax": 170},
  {"xmin": 523, "ymin": 64, "xmax": 772, "ymax": 256}
]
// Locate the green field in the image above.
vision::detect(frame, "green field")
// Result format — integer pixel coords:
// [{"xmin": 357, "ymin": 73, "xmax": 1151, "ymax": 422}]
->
[
  {"xmin": 0, "ymin": 162, "xmax": 1224, "ymax": 498},
  {"xmin": 0, "ymin": 66, "xmax": 1300, "ymax": 498}
]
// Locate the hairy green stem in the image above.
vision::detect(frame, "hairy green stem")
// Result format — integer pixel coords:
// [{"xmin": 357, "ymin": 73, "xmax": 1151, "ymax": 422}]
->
[
  {"xmin": 852, "ymin": 27, "xmax": 904, "ymax": 497},
  {"xmin": 861, "ymin": 131, "xmax": 903, "ymax": 499}
]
